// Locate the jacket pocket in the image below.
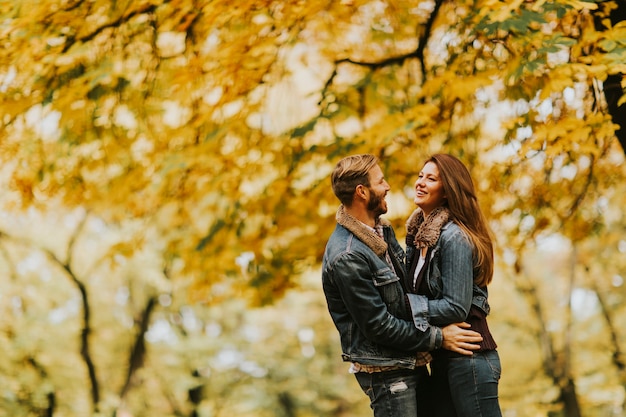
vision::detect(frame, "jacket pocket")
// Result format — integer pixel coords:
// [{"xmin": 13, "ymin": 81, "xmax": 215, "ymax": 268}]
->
[
  {"xmin": 372, "ymin": 267, "xmax": 399, "ymax": 286},
  {"xmin": 372, "ymin": 268, "xmax": 403, "ymax": 310}
]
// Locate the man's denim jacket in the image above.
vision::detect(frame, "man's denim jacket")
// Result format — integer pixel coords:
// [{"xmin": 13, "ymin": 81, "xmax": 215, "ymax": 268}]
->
[
  {"xmin": 322, "ymin": 214, "xmax": 442, "ymax": 368},
  {"xmin": 405, "ymin": 221, "xmax": 490, "ymax": 326}
]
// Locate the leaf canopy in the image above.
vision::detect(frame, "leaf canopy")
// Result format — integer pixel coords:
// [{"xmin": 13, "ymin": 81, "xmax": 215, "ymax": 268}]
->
[{"xmin": 1, "ymin": 0, "xmax": 625, "ymax": 305}]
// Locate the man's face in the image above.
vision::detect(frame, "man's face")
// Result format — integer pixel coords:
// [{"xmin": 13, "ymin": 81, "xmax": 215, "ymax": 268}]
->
[{"xmin": 366, "ymin": 165, "xmax": 390, "ymax": 217}]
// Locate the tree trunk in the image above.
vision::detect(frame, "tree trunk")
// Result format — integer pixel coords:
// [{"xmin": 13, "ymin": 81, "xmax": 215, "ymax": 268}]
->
[
  {"xmin": 560, "ymin": 247, "xmax": 582, "ymax": 417},
  {"xmin": 516, "ymin": 252, "xmax": 584, "ymax": 417},
  {"xmin": 119, "ymin": 296, "xmax": 157, "ymax": 399},
  {"xmin": 595, "ymin": 1, "xmax": 626, "ymax": 154},
  {"xmin": 561, "ymin": 377, "xmax": 583, "ymax": 417}
]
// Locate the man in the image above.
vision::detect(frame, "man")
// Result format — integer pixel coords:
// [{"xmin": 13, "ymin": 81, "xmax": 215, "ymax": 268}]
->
[{"xmin": 322, "ymin": 154, "xmax": 482, "ymax": 417}]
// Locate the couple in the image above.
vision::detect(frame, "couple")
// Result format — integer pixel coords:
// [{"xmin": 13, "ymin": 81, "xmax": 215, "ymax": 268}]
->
[{"xmin": 321, "ymin": 153, "xmax": 502, "ymax": 417}]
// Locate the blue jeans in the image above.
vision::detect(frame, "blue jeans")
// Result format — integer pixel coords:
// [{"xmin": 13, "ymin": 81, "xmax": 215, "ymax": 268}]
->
[
  {"xmin": 355, "ymin": 367, "xmax": 430, "ymax": 417},
  {"xmin": 429, "ymin": 350, "xmax": 502, "ymax": 417}
]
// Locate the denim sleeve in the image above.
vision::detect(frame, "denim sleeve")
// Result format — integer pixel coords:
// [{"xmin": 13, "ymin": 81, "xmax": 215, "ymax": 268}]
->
[
  {"xmin": 406, "ymin": 293, "xmax": 443, "ymax": 349},
  {"xmin": 406, "ymin": 293, "xmax": 429, "ymax": 331},
  {"xmin": 427, "ymin": 228, "xmax": 474, "ymax": 325}
]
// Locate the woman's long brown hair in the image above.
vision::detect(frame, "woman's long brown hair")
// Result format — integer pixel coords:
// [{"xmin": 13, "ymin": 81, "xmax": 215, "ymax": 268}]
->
[{"xmin": 427, "ymin": 154, "xmax": 494, "ymax": 286}]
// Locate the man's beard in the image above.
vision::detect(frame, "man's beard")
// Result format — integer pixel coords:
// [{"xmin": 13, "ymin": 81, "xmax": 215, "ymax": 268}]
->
[{"xmin": 367, "ymin": 188, "xmax": 387, "ymax": 217}]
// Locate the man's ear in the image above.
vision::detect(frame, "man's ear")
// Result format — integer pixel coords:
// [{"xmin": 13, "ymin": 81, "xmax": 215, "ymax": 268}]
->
[{"xmin": 355, "ymin": 184, "xmax": 368, "ymax": 200}]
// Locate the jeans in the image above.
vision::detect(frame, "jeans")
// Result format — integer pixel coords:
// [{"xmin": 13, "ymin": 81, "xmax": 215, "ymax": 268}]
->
[
  {"xmin": 355, "ymin": 367, "xmax": 430, "ymax": 417},
  {"xmin": 429, "ymin": 350, "xmax": 502, "ymax": 417}
]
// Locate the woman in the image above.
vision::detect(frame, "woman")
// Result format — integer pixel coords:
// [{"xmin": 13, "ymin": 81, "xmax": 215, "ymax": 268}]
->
[{"xmin": 405, "ymin": 154, "xmax": 502, "ymax": 417}]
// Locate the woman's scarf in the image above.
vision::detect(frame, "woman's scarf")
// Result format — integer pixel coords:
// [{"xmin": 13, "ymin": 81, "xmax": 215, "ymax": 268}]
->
[{"xmin": 405, "ymin": 206, "xmax": 451, "ymax": 248}]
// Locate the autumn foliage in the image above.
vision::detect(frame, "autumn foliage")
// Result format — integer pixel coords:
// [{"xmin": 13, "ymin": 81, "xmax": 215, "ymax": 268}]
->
[{"xmin": 1, "ymin": 0, "xmax": 626, "ymax": 415}]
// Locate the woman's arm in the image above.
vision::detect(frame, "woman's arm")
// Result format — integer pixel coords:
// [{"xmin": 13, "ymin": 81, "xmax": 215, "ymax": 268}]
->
[{"xmin": 426, "ymin": 226, "xmax": 474, "ymax": 326}]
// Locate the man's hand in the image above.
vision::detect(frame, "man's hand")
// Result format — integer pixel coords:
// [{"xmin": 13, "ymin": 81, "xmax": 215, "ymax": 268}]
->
[{"xmin": 441, "ymin": 322, "xmax": 482, "ymax": 356}]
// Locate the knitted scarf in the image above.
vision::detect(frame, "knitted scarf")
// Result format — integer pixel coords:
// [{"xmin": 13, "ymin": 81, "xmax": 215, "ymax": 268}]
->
[{"xmin": 405, "ymin": 206, "xmax": 451, "ymax": 248}]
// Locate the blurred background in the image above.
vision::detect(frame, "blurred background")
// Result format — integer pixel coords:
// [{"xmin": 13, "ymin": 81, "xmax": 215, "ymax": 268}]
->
[{"xmin": 1, "ymin": 0, "xmax": 626, "ymax": 416}]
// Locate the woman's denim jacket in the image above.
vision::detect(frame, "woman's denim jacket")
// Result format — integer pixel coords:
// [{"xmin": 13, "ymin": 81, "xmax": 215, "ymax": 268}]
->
[
  {"xmin": 322, "ymin": 213, "xmax": 442, "ymax": 368},
  {"xmin": 405, "ymin": 221, "xmax": 490, "ymax": 326}
]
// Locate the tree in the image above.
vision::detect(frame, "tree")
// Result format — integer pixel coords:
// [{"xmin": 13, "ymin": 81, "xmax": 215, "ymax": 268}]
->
[
  {"xmin": 0, "ymin": 207, "xmax": 372, "ymax": 416},
  {"xmin": 1, "ymin": 0, "xmax": 624, "ymax": 295},
  {"xmin": 2, "ymin": 1, "xmax": 626, "ymax": 415},
  {"xmin": 594, "ymin": 0, "xmax": 626, "ymax": 153},
  {"xmin": 0, "ymin": 207, "xmax": 169, "ymax": 415}
]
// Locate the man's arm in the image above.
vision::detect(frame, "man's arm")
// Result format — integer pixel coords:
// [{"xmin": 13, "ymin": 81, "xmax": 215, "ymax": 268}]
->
[
  {"xmin": 330, "ymin": 254, "xmax": 442, "ymax": 352},
  {"xmin": 441, "ymin": 322, "xmax": 482, "ymax": 355}
]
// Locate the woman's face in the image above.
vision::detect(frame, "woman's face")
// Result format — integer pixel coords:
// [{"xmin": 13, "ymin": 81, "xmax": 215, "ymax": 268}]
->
[{"xmin": 414, "ymin": 161, "xmax": 446, "ymax": 216}]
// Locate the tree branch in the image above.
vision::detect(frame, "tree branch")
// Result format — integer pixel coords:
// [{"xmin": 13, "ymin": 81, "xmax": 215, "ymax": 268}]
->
[
  {"xmin": 590, "ymin": 279, "xmax": 626, "ymax": 374},
  {"xmin": 416, "ymin": 0, "xmax": 445, "ymax": 79},
  {"xmin": 0, "ymin": 220, "xmax": 100, "ymax": 413}
]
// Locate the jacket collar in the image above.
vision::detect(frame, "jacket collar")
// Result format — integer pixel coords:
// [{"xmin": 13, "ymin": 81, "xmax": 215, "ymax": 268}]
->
[
  {"xmin": 405, "ymin": 206, "xmax": 451, "ymax": 248},
  {"xmin": 336, "ymin": 205, "xmax": 388, "ymax": 257}
]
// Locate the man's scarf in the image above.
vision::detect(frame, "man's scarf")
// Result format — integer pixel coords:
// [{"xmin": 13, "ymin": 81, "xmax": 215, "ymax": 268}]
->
[{"xmin": 336, "ymin": 205, "xmax": 388, "ymax": 257}]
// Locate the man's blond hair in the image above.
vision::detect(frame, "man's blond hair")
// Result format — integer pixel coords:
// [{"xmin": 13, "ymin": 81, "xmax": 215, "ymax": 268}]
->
[{"xmin": 331, "ymin": 154, "xmax": 378, "ymax": 206}]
